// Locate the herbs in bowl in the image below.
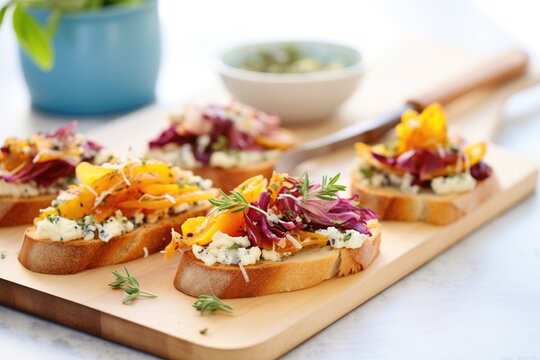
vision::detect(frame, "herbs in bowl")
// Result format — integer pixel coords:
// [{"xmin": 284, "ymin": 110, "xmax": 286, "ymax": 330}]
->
[
  {"xmin": 240, "ymin": 45, "xmax": 345, "ymax": 74},
  {"xmin": 217, "ymin": 41, "xmax": 363, "ymax": 123}
]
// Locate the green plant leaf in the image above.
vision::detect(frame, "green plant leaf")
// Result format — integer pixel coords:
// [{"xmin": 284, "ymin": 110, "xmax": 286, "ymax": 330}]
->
[
  {"xmin": 0, "ymin": 4, "xmax": 10, "ymax": 28},
  {"xmin": 12, "ymin": 4, "xmax": 54, "ymax": 71},
  {"xmin": 46, "ymin": 9, "xmax": 62, "ymax": 37}
]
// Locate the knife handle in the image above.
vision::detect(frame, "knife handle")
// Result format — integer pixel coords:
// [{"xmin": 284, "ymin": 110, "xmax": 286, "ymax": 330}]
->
[{"xmin": 408, "ymin": 50, "xmax": 529, "ymax": 110}]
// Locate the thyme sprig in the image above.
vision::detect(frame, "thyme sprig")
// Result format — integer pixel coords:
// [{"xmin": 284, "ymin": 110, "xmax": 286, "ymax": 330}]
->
[
  {"xmin": 193, "ymin": 295, "xmax": 234, "ymax": 315},
  {"xmin": 299, "ymin": 173, "xmax": 346, "ymax": 201},
  {"xmin": 109, "ymin": 266, "xmax": 157, "ymax": 305},
  {"xmin": 208, "ymin": 190, "xmax": 269, "ymax": 216}
]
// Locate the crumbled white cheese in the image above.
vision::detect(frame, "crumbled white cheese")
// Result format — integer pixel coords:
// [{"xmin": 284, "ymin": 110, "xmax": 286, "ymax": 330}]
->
[
  {"xmin": 97, "ymin": 215, "xmax": 134, "ymax": 242},
  {"xmin": 35, "ymin": 216, "xmax": 84, "ymax": 242},
  {"xmin": 0, "ymin": 179, "xmax": 66, "ymax": 198},
  {"xmin": 0, "ymin": 179, "xmax": 41, "ymax": 198},
  {"xmin": 399, "ymin": 173, "xmax": 419, "ymax": 194},
  {"xmin": 261, "ymin": 249, "xmax": 283, "ymax": 262},
  {"xmin": 35, "ymin": 211, "xmax": 135, "ymax": 243},
  {"xmin": 431, "ymin": 173, "xmax": 476, "ymax": 195},
  {"xmin": 356, "ymin": 160, "xmax": 419, "ymax": 194},
  {"xmin": 147, "ymin": 144, "xmax": 202, "ymax": 169},
  {"xmin": 192, "ymin": 231, "xmax": 262, "ymax": 266},
  {"xmin": 316, "ymin": 226, "xmax": 369, "ymax": 249},
  {"xmin": 209, "ymin": 151, "xmax": 238, "ymax": 168}
]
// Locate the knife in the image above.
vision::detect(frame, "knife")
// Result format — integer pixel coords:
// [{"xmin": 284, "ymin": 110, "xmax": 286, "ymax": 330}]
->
[{"xmin": 275, "ymin": 50, "xmax": 529, "ymax": 174}]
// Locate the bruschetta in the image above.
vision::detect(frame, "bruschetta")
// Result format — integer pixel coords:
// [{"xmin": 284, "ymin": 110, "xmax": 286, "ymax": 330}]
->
[
  {"xmin": 166, "ymin": 172, "xmax": 381, "ymax": 299},
  {"xmin": 146, "ymin": 102, "xmax": 299, "ymax": 192},
  {"xmin": 18, "ymin": 158, "xmax": 216, "ymax": 274},
  {"xmin": 350, "ymin": 103, "xmax": 498, "ymax": 225},
  {"xmin": 0, "ymin": 122, "xmax": 111, "ymax": 227}
]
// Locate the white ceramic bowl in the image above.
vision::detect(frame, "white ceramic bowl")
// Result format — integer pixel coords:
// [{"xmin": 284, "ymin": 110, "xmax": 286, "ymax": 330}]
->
[{"xmin": 217, "ymin": 41, "xmax": 364, "ymax": 124}]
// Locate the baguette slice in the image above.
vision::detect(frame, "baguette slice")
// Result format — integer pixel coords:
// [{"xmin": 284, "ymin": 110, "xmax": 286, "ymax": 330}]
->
[
  {"xmin": 18, "ymin": 204, "xmax": 211, "ymax": 275},
  {"xmin": 0, "ymin": 195, "xmax": 55, "ymax": 228},
  {"xmin": 192, "ymin": 162, "xmax": 274, "ymax": 193},
  {"xmin": 174, "ymin": 226, "xmax": 381, "ymax": 299},
  {"xmin": 350, "ymin": 172, "xmax": 499, "ymax": 225}
]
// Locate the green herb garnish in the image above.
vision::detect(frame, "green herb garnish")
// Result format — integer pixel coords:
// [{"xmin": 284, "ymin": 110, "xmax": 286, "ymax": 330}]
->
[
  {"xmin": 360, "ymin": 166, "xmax": 376, "ymax": 179},
  {"xmin": 199, "ymin": 328, "xmax": 208, "ymax": 335},
  {"xmin": 109, "ymin": 266, "xmax": 157, "ymax": 305},
  {"xmin": 211, "ymin": 135, "xmax": 229, "ymax": 151},
  {"xmin": 209, "ymin": 190, "xmax": 269, "ymax": 216},
  {"xmin": 193, "ymin": 295, "xmax": 234, "ymax": 315},
  {"xmin": 228, "ymin": 243, "xmax": 242, "ymax": 250},
  {"xmin": 342, "ymin": 233, "xmax": 352, "ymax": 242},
  {"xmin": 0, "ymin": 251, "xmax": 6, "ymax": 260},
  {"xmin": 299, "ymin": 173, "xmax": 346, "ymax": 201}
]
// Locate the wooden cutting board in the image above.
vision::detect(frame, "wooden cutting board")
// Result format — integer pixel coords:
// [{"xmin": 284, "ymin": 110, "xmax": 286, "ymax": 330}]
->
[
  {"xmin": 0, "ymin": 145, "xmax": 537, "ymax": 359},
  {"xmin": 0, "ymin": 41, "xmax": 539, "ymax": 359}
]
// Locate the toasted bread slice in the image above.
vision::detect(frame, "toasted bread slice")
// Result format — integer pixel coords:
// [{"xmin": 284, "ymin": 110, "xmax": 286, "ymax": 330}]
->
[
  {"xmin": 350, "ymin": 172, "xmax": 499, "ymax": 225},
  {"xmin": 174, "ymin": 226, "xmax": 381, "ymax": 299},
  {"xmin": 192, "ymin": 162, "xmax": 274, "ymax": 193},
  {"xmin": 18, "ymin": 204, "xmax": 211, "ymax": 275},
  {"xmin": 0, "ymin": 195, "xmax": 56, "ymax": 228}
]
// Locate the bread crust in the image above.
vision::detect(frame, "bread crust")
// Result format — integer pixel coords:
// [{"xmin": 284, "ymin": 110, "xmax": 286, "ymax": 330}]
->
[
  {"xmin": 18, "ymin": 204, "xmax": 212, "ymax": 275},
  {"xmin": 0, "ymin": 195, "xmax": 55, "ymax": 228},
  {"xmin": 350, "ymin": 172, "xmax": 500, "ymax": 225},
  {"xmin": 192, "ymin": 162, "xmax": 274, "ymax": 193},
  {"xmin": 174, "ymin": 226, "xmax": 381, "ymax": 299}
]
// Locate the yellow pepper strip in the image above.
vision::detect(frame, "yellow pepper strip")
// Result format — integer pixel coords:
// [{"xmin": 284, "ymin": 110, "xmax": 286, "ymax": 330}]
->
[
  {"xmin": 76, "ymin": 162, "xmax": 116, "ymax": 185},
  {"xmin": 38, "ymin": 187, "xmax": 96, "ymax": 222},
  {"xmin": 255, "ymin": 129, "xmax": 298, "ymax": 150},
  {"xmin": 118, "ymin": 191, "xmax": 214, "ymax": 210},
  {"xmin": 294, "ymin": 229, "xmax": 329, "ymax": 247},
  {"xmin": 140, "ymin": 183, "xmax": 199, "ymax": 196},
  {"xmin": 395, "ymin": 103, "xmax": 449, "ymax": 154},
  {"xmin": 164, "ymin": 228, "xmax": 183, "ymax": 260},
  {"xmin": 129, "ymin": 163, "xmax": 176, "ymax": 184},
  {"xmin": 181, "ymin": 216, "xmax": 206, "ymax": 237},
  {"xmin": 167, "ymin": 174, "xmax": 268, "ymax": 250}
]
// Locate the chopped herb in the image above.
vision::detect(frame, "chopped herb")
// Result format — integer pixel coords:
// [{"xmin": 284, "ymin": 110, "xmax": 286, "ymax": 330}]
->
[
  {"xmin": 211, "ymin": 135, "xmax": 229, "ymax": 151},
  {"xmin": 193, "ymin": 295, "xmax": 234, "ymax": 315},
  {"xmin": 228, "ymin": 243, "xmax": 242, "ymax": 250},
  {"xmin": 199, "ymin": 328, "xmax": 208, "ymax": 335},
  {"xmin": 450, "ymin": 145, "xmax": 459, "ymax": 153},
  {"xmin": 0, "ymin": 251, "xmax": 6, "ymax": 260},
  {"xmin": 342, "ymin": 233, "xmax": 352, "ymax": 242},
  {"xmin": 109, "ymin": 266, "xmax": 157, "ymax": 305},
  {"xmin": 360, "ymin": 166, "xmax": 376, "ymax": 179}
]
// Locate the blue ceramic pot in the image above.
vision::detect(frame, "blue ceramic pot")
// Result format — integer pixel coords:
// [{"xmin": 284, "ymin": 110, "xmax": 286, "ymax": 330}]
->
[{"xmin": 20, "ymin": 0, "xmax": 160, "ymax": 116}]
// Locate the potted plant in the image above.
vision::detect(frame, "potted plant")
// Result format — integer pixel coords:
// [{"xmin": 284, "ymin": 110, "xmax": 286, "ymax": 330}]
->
[{"xmin": 0, "ymin": 0, "xmax": 160, "ymax": 115}]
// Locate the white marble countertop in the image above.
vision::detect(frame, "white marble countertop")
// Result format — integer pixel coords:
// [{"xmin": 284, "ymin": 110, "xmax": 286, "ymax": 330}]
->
[{"xmin": 1, "ymin": 1, "xmax": 540, "ymax": 359}]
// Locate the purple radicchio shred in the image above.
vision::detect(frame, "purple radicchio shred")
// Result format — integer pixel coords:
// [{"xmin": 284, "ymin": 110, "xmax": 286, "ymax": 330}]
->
[
  {"xmin": 148, "ymin": 124, "xmax": 186, "ymax": 148},
  {"xmin": 469, "ymin": 161, "xmax": 492, "ymax": 180},
  {"xmin": 243, "ymin": 177, "xmax": 377, "ymax": 247},
  {"xmin": 147, "ymin": 105, "xmax": 268, "ymax": 165},
  {"xmin": 0, "ymin": 160, "xmax": 75, "ymax": 187},
  {"xmin": 244, "ymin": 191, "xmax": 296, "ymax": 247},
  {"xmin": 371, "ymin": 148, "xmax": 492, "ymax": 185},
  {"xmin": 0, "ymin": 122, "xmax": 100, "ymax": 186}
]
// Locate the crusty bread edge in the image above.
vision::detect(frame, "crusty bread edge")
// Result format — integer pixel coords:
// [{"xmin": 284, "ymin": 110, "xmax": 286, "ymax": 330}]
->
[
  {"xmin": 350, "ymin": 170, "xmax": 500, "ymax": 225},
  {"xmin": 18, "ymin": 203, "xmax": 212, "ymax": 275},
  {"xmin": 0, "ymin": 195, "xmax": 56, "ymax": 228},
  {"xmin": 174, "ymin": 225, "xmax": 381, "ymax": 299}
]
